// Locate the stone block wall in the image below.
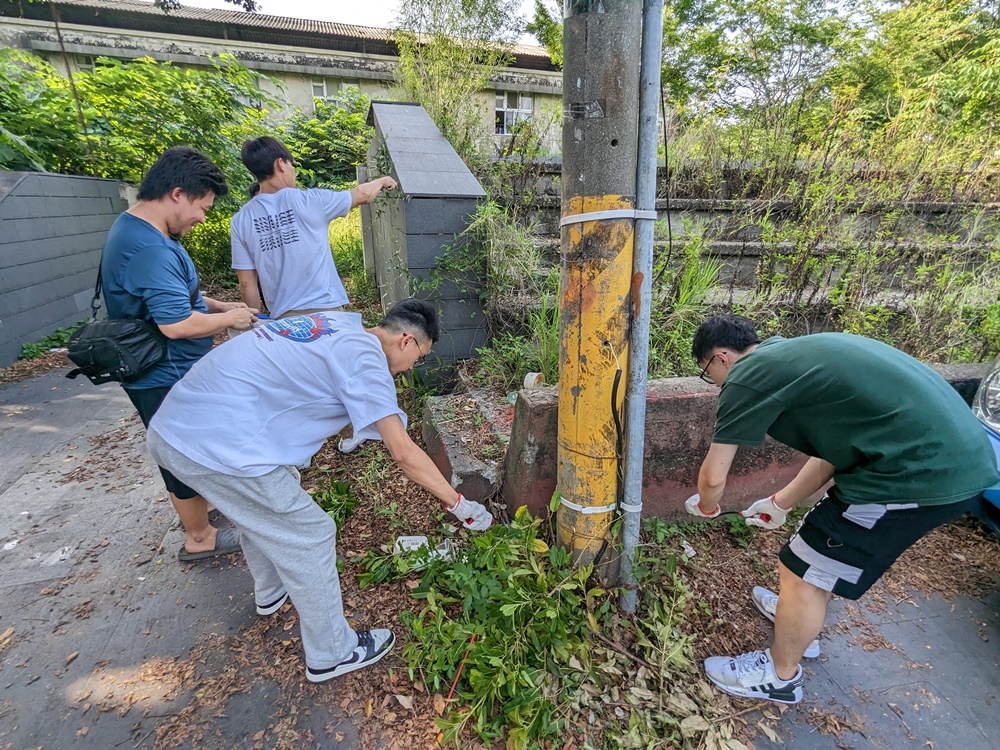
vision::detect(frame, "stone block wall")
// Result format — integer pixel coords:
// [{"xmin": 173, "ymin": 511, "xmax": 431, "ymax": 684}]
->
[{"xmin": 0, "ymin": 172, "xmax": 128, "ymax": 367}]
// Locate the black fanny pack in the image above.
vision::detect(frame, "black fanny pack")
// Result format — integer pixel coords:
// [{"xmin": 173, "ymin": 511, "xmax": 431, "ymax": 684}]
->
[{"xmin": 66, "ymin": 264, "xmax": 167, "ymax": 385}]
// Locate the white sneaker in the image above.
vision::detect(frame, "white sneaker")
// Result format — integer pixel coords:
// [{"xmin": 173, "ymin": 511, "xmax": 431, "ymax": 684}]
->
[
  {"xmin": 752, "ymin": 585, "xmax": 821, "ymax": 659},
  {"xmin": 306, "ymin": 628, "xmax": 395, "ymax": 683},
  {"xmin": 704, "ymin": 648, "xmax": 804, "ymax": 704},
  {"xmin": 338, "ymin": 433, "xmax": 365, "ymax": 454}
]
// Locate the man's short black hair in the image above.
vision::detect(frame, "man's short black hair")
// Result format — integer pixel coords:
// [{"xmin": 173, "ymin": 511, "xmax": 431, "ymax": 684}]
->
[
  {"xmin": 691, "ymin": 314, "xmax": 761, "ymax": 362},
  {"xmin": 241, "ymin": 136, "xmax": 294, "ymax": 180},
  {"xmin": 380, "ymin": 299, "xmax": 440, "ymax": 344},
  {"xmin": 136, "ymin": 147, "xmax": 228, "ymax": 202}
]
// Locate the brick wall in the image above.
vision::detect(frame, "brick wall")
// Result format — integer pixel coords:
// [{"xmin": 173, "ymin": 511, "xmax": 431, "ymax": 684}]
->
[{"xmin": 0, "ymin": 172, "xmax": 128, "ymax": 367}]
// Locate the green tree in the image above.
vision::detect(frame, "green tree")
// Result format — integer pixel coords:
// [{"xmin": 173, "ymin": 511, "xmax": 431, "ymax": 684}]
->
[
  {"xmin": 278, "ymin": 87, "xmax": 374, "ymax": 190},
  {"xmin": 0, "ymin": 49, "xmax": 85, "ymax": 173},
  {"xmin": 394, "ymin": 0, "xmax": 523, "ymax": 160},
  {"xmin": 0, "ymin": 50, "xmax": 273, "ymax": 200},
  {"xmin": 526, "ymin": 0, "xmax": 562, "ymax": 65}
]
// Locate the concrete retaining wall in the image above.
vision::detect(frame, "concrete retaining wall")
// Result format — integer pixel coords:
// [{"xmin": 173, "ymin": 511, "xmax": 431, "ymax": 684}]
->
[
  {"xmin": 497, "ymin": 363, "xmax": 991, "ymax": 520},
  {"xmin": 0, "ymin": 172, "xmax": 129, "ymax": 368}
]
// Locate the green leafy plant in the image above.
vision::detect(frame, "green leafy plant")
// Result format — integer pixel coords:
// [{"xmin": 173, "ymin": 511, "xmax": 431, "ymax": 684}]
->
[
  {"xmin": 402, "ymin": 506, "xmax": 605, "ymax": 747},
  {"xmin": 19, "ymin": 323, "xmax": 83, "ymax": 360},
  {"xmin": 278, "ymin": 88, "xmax": 373, "ymax": 190},
  {"xmin": 649, "ymin": 222, "xmax": 724, "ymax": 377},
  {"xmin": 725, "ymin": 513, "xmax": 756, "ymax": 549},
  {"xmin": 182, "ymin": 209, "xmax": 237, "ymax": 287},
  {"xmin": 309, "ymin": 476, "xmax": 361, "ymax": 528},
  {"xmin": 0, "ymin": 50, "xmax": 273, "ymax": 199}
]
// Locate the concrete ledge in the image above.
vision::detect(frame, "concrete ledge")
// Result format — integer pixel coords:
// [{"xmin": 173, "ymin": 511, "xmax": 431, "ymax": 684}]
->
[
  {"xmin": 422, "ymin": 394, "xmax": 509, "ymax": 503},
  {"xmin": 424, "ymin": 362, "xmax": 992, "ymax": 522}
]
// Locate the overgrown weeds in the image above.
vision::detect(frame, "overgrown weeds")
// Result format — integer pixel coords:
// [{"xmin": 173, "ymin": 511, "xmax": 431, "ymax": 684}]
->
[{"xmin": 349, "ymin": 505, "xmax": 756, "ymax": 749}]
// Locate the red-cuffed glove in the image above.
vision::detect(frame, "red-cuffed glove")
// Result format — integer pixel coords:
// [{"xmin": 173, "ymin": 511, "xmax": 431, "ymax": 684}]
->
[
  {"xmin": 447, "ymin": 494, "xmax": 493, "ymax": 531},
  {"xmin": 684, "ymin": 493, "xmax": 721, "ymax": 519},
  {"xmin": 741, "ymin": 495, "xmax": 788, "ymax": 530}
]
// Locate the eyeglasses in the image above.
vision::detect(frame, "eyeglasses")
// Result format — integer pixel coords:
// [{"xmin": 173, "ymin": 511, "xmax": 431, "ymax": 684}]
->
[
  {"xmin": 407, "ymin": 333, "xmax": 428, "ymax": 367},
  {"xmin": 698, "ymin": 354, "xmax": 718, "ymax": 384}
]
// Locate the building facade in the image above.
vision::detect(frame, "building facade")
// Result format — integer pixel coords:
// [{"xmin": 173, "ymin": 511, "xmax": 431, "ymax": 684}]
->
[{"xmin": 0, "ymin": 0, "xmax": 563, "ymax": 153}]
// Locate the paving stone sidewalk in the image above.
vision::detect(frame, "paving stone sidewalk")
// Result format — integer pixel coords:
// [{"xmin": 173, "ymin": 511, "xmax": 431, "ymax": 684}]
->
[{"xmin": 0, "ymin": 367, "xmax": 997, "ymax": 749}]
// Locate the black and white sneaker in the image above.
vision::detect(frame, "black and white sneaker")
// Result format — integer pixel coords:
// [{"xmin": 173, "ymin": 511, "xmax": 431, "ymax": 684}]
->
[
  {"xmin": 256, "ymin": 591, "xmax": 289, "ymax": 616},
  {"xmin": 704, "ymin": 648, "xmax": 804, "ymax": 704},
  {"xmin": 306, "ymin": 628, "xmax": 395, "ymax": 683}
]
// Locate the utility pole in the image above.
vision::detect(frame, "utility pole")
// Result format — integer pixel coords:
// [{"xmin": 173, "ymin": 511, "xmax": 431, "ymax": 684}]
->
[{"xmin": 556, "ymin": 0, "xmax": 643, "ymax": 573}]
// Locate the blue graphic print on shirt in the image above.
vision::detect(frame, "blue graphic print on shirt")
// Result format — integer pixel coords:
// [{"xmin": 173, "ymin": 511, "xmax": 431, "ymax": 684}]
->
[{"xmin": 263, "ymin": 314, "xmax": 339, "ymax": 343}]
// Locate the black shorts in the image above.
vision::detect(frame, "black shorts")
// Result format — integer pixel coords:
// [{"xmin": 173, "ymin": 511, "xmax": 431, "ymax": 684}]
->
[
  {"xmin": 124, "ymin": 385, "xmax": 199, "ymax": 501},
  {"xmin": 778, "ymin": 487, "xmax": 983, "ymax": 600}
]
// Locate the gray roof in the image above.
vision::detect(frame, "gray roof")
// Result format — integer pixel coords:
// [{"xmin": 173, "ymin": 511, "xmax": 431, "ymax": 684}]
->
[
  {"xmin": 369, "ymin": 102, "xmax": 485, "ymax": 199},
  {"xmin": 49, "ymin": 0, "xmax": 553, "ymax": 60}
]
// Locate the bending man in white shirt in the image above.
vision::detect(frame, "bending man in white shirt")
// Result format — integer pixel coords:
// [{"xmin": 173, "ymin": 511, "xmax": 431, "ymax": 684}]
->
[{"xmin": 146, "ymin": 299, "xmax": 493, "ymax": 683}]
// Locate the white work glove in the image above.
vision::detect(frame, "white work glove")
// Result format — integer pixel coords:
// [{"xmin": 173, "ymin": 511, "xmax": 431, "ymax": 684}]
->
[
  {"xmin": 741, "ymin": 495, "xmax": 788, "ymax": 529},
  {"xmin": 448, "ymin": 494, "xmax": 494, "ymax": 531},
  {"xmin": 684, "ymin": 493, "xmax": 721, "ymax": 519}
]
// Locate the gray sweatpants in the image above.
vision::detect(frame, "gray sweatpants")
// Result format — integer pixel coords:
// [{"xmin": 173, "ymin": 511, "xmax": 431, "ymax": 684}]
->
[{"xmin": 147, "ymin": 428, "xmax": 358, "ymax": 670}]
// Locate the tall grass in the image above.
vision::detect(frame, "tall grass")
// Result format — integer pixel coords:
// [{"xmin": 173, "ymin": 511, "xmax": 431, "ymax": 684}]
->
[{"xmin": 648, "ymin": 223, "xmax": 724, "ymax": 377}]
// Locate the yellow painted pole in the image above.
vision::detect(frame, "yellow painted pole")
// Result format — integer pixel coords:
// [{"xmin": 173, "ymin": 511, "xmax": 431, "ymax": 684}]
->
[{"xmin": 557, "ymin": 0, "xmax": 642, "ymax": 571}]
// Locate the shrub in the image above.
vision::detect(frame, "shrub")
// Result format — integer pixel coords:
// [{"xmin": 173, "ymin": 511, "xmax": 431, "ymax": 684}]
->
[
  {"xmin": 278, "ymin": 88, "xmax": 373, "ymax": 190},
  {"xmin": 182, "ymin": 210, "xmax": 236, "ymax": 287}
]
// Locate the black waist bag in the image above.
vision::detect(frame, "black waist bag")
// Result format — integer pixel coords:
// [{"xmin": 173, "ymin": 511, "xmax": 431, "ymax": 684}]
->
[
  {"xmin": 66, "ymin": 318, "xmax": 167, "ymax": 385},
  {"xmin": 65, "ymin": 261, "xmax": 167, "ymax": 385}
]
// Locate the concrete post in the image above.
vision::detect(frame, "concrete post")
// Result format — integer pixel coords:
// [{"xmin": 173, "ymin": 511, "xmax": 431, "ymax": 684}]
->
[{"xmin": 556, "ymin": 0, "xmax": 642, "ymax": 572}]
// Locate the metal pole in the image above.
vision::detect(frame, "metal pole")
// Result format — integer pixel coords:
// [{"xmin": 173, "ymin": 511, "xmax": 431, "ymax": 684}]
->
[
  {"xmin": 620, "ymin": 0, "xmax": 664, "ymax": 613},
  {"xmin": 557, "ymin": 0, "xmax": 642, "ymax": 576}
]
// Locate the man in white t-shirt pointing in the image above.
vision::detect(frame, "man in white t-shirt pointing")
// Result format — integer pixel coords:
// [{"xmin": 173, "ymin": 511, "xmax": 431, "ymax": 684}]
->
[
  {"xmin": 146, "ymin": 300, "xmax": 493, "ymax": 683},
  {"xmin": 230, "ymin": 136, "xmax": 396, "ymax": 319}
]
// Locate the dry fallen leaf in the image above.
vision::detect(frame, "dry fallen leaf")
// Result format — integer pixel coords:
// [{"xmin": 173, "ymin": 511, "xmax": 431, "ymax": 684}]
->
[
  {"xmin": 433, "ymin": 694, "xmax": 446, "ymax": 716},
  {"xmin": 757, "ymin": 720, "xmax": 781, "ymax": 744},
  {"xmin": 66, "ymin": 651, "xmax": 79, "ymax": 666},
  {"xmin": 680, "ymin": 715, "xmax": 711, "ymax": 737},
  {"xmin": 395, "ymin": 694, "xmax": 414, "ymax": 710}
]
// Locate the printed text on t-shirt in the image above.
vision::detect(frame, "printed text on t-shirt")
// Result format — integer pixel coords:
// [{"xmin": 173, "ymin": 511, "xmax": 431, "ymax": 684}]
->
[{"xmin": 252, "ymin": 209, "xmax": 299, "ymax": 253}]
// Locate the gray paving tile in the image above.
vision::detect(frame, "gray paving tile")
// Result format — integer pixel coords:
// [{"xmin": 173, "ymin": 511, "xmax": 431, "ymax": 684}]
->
[{"xmin": 873, "ymin": 682, "xmax": 991, "ymax": 748}]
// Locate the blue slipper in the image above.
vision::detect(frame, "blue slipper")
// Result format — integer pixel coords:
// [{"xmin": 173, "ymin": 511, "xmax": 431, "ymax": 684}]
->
[{"xmin": 177, "ymin": 526, "xmax": 241, "ymax": 562}]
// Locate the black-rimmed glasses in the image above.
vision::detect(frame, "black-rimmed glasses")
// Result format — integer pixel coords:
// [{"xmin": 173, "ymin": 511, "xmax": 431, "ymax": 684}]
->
[{"xmin": 698, "ymin": 354, "xmax": 717, "ymax": 384}]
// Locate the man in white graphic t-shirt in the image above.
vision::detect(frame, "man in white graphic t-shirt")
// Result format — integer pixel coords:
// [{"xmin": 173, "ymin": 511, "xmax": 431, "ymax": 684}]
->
[
  {"xmin": 230, "ymin": 136, "xmax": 396, "ymax": 319},
  {"xmin": 231, "ymin": 136, "xmax": 396, "ymax": 454},
  {"xmin": 147, "ymin": 299, "xmax": 493, "ymax": 684}
]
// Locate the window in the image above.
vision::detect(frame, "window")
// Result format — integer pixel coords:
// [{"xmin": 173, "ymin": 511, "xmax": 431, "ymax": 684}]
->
[
  {"xmin": 311, "ymin": 78, "xmax": 361, "ymax": 110},
  {"xmin": 75, "ymin": 55, "xmax": 97, "ymax": 73},
  {"xmin": 495, "ymin": 91, "xmax": 533, "ymax": 134},
  {"xmin": 74, "ymin": 55, "xmax": 115, "ymax": 74},
  {"xmin": 236, "ymin": 74, "xmax": 263, "ymax": 109},
  {"xmin": 311, "ymin": 78, "xmax": 330, "ymax": 102}
]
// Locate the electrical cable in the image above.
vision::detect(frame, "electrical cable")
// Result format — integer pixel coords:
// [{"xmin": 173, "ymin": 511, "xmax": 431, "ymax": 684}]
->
[
  {"xmin": 592, "ymin": 341, "xmax": 625, "ymax": 570},
  {"xmin": 651, "ymin": 81, "xmax": 674, "ymax": 289}
]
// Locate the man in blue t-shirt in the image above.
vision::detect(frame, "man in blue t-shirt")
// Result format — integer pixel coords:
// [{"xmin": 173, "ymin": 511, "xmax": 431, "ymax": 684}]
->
[{"xmin": 102, "ymin": 147, "xmax": 259, "ymax": 562}]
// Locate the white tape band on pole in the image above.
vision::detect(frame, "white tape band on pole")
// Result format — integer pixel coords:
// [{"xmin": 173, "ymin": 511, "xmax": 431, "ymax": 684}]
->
[
  {"xmin": 559, "ymin": 209, "xmax": 659, "ymax": 227},
  {"xmin": 559, "ymin": 496, "xmax": 617, "ymax": 514}
]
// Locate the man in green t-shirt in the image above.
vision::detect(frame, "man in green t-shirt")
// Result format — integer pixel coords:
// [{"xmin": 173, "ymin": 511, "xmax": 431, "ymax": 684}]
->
[{"xmin": 683, "ymin": 314, "xmax": 998, "ymax": 705}]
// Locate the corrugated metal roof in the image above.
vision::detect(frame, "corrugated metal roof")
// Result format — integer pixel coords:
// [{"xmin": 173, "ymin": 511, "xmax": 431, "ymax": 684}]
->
[{"xmin": 55, "ymin": 0, "xmax": 552, "ymax": 59}]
